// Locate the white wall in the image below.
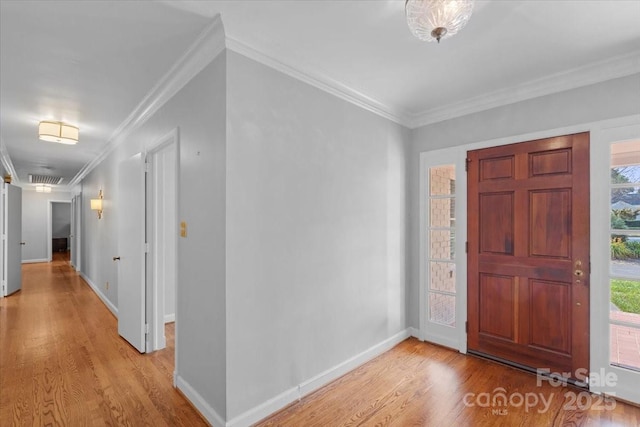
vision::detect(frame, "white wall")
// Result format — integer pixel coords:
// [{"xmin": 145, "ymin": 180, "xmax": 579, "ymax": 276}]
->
[
  {"xmin": 21, "ymin": 190, "xmax": 71, "ymax": 262},
  {"xmin": 225, "ymin": 51, "xmax": 409, "ymax": 420},
  {"xmin": 80, "ymin": 52, "xmax": 227, "ymax": 419},
  {"xmin": 407, "ymin": 72, "xmax": 640, "ymax": 328}
]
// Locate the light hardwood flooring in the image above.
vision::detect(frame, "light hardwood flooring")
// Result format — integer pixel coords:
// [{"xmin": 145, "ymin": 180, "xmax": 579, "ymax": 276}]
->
[
  {"xmin": 0, "ymin": 252, "xmax": 208, "ymax": 426},
  {"xmin": 2, "ymin": 253, "xmax": 640, "ymax": 426},
  {"xmin": 257, "ymin": 338, "xmax": 640, "ymax": 426}
]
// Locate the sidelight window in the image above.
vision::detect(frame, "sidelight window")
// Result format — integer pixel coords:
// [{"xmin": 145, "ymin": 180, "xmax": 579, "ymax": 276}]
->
[
  {"xmin": 428, "ymin": 165, "xmax": 456, "ymax": 327},
  {"xmin": 609, "ymin": 140, "xmax": 640, "ymax": 371}
]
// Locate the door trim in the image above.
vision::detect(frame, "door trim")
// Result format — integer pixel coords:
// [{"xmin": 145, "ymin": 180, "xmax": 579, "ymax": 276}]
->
[
  {"xmin": 590, "ymin": 121, "xmax": 640, "ymax": 403},
  {"xmin": 144, "ymin": 128, "xmax": 180, "ymax": 367},
  {"xmin": 47, "ymin": 200, "xmax": 71, "ymax": 262}
]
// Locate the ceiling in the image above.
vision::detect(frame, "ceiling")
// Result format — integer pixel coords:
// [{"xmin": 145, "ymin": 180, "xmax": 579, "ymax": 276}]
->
[{"xmin": 1, "ymin": 0, "xmax": 639, "ymax": 191}]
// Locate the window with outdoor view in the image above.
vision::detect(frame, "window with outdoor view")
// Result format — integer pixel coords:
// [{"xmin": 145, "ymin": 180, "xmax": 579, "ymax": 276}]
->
[{"xmin": 610, "ymin": 140, "xmax": 640, "ymax": 371}]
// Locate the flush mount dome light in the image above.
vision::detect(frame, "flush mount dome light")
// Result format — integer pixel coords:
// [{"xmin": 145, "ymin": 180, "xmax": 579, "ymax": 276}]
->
[
  {"xmin": 405, "ymin": 0, "xmax": 475, "ymax": 43},
  {"xmin": 38, "ymin": 121, "xmax": 79, "ymax": 145},
  {"xmin": 35, "ymin": 184, "xmax": 52, "ymax": 193}
]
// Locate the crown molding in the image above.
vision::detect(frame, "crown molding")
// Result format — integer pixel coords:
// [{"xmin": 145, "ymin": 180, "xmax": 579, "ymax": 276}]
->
[
  {"xmin": 68, "ymin": 14, "xmax": 226, "ymax": 187},
  {"xmin": 0, "ymin": 136, "xmax": 19, "ymax": 184},
  {"xmin": 408, "ymin": 50, "xmax": 640, "ymax": 129},
  {"xmin": 67, "ymin": 17, "xmax": 640, "ymax": 187},
  {"xmin": 226, "ymin": 39, "xmax": 639, "ymax": 130},
  {"xmin": 225, "ymin": 37, "xmax": 413, "ymax": 127}
]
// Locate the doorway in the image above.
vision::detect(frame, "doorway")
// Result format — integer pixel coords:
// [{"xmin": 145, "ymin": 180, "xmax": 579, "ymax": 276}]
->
[
  {"xmin": 147, "ymin": 133, "xmax": 178, "ymax": 352},
  {"xmin": 48, "ymin": 200, "xmax": 71, "ymax": 263},
  {"xmin": 115, "ymin": 129, "xmax": 178, "ymax": 362},
  {"xmin": 467, "ymin": 132, "xmax": 590, "ymax": 385}
]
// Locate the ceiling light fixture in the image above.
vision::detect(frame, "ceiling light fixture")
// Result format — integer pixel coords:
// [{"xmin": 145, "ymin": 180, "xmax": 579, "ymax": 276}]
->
[
  {"xmin": 405, "ymin": 0, "xmax": 474, "ymax": 43},
  {"xmin": 38, "ymin": 121, "xmax": 79, "ymax": 145},
  {"xmin": 35, "ymin": 184, "xmax": 52, "ymax": 193}
]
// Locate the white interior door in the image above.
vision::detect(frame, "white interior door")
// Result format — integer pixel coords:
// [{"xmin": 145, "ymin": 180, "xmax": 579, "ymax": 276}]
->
[
  {"xmin": 3, "ymin": 183, "xmax": 22, "ymax": 296},
  {"xmin": 117, "ymin": 153, "xmax": 146, "ymax": 353}
]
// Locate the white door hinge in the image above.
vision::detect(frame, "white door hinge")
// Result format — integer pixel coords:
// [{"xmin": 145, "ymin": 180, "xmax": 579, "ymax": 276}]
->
[
  {"xmin": 145, "ymin": 324, "xmax": 150, "ymax": 334},
  {"xmin": 144, "ymin": 243, "xmax": 149, "ymax": 253},
  {"xmin": 145, "ymin": 162, "xmax": 151, "ymax": 173}
]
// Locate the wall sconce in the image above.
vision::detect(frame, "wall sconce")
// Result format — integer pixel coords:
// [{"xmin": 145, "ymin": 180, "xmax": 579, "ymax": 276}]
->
[
  {"xmin": 35, "ymin": 184, "xmax": 52, "ymax": 193},
  {"xmin": 91, "ymin": 190, "xmax": 103, "ymax": 219}
]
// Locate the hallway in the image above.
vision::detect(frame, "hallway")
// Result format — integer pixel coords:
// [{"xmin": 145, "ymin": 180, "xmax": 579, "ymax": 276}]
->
[{"xmin": 0, "ymin": 253, "xmax": 207, "ymax": 426}]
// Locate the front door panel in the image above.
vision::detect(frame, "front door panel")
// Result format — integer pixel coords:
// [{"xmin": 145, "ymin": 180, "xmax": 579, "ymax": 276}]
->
[{"xmin": 467, "ymin": 132, "xmax": 590, "ymax": 383}]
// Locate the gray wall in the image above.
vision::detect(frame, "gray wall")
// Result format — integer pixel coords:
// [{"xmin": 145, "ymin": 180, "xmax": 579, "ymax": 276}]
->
[
  {"xmin": 80, "ymin": 53, "xmax": 227, "ymax": 418},
  {"xmin": 407, "ymin": 72, "xmax": 640, "ymax": 328},
  {"xmin": 21, "ymin": 191, "xmax": 71, "ymax": 261},
  {"xmin": 225, "ymin": 51, "xmax": 409, "ymax": 419},
  {"xmin": 52, "ymin": 202, "xmax": 71, "ymax": 240}
]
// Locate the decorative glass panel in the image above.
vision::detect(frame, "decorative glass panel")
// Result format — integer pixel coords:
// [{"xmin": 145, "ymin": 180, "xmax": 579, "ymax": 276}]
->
[
  {"xmin": 430, "ymin": 230, "xmax": 455, "ymax": 260},
  {"xmin": 429, "ymin": 293, "xmax": 456, "ymax": 327},
  {"xmin": 430, "ymin": 198, "xmax": 455, "ymax": 228},
  {"xmin": 429, "ymin": 262, "xmax": 456, "ymax": 293},
  {"xmin": 430, "ymin": 165, "xmax": 455, "ymax": 196}
]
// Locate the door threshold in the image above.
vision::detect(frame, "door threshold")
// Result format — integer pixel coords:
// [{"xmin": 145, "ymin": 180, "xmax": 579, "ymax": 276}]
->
[{"xmin": 468, "ymin": 350, "xmax": 589, "ymax": 390}]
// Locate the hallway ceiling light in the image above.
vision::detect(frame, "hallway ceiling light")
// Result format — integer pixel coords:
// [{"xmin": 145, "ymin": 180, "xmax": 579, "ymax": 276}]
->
[
  {"xmin": 405, "ymin": 0, "xmax": 474, "ymax": 43},
  {"xmin": 35, "ymin": 184, "xmax": 52, "ymax": 193},
  {"xmin": 38, "ymin": 121, "xmax": 79, "ymax": 145}
]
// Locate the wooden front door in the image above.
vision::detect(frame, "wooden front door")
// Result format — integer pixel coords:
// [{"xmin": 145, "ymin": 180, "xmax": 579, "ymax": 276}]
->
[{"xmin": 467, "ymin": 132, "xmax": 590, "ymax": 384}]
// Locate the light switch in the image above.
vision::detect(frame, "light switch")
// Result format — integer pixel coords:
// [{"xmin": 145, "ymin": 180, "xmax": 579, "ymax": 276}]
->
[{"xmin": 180, "ymin": 221, "xmax": 187, "ymax": 238}]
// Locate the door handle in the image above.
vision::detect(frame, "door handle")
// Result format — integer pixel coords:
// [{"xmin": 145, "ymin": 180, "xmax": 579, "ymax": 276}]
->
[
  {"xmin": 113, "ymin": 256, "xmax": 120, "ymax": 261},
  {"xmin": 574, "ymin": 259, "xmax": 584, "ymax": 284},
  {"xmin": 20, "ymin": 242, "xmax": 26, "ymax": 245}
]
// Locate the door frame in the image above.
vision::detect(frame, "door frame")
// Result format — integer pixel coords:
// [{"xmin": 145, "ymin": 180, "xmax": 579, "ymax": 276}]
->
[
  {"xmin": 0, "ymin": 182, "xmax": 4, "ymax": 297},
  {"xmin": 419, "ymin": 114, "xmax": 640, "ymax": 403},
  {"xmin": 47, "ymin": 200, "xmax": 72, "ymax": 262},
  {"xmin": 73, "ymin": 192, "xmax": 82, "ymax": 271},
  {"xmin": 2, "ymin": 183, "xmax": 22, "ymax": 296},
  {"xmin": 419, "ymin": 149, "xmax": 468, "ymax": 350},
  {"xmin": 144, "ymin": 128, "xmax": 180, "ymax": 360},
  {"xmin": 590, "ymin": 121, "xmax": 640, "ymax": 403}
]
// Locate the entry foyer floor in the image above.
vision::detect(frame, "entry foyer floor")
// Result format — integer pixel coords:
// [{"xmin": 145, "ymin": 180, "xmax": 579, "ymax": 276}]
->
[{"xmin": 1, "ymin": 253, "xmax": 639, "ymax": 426}]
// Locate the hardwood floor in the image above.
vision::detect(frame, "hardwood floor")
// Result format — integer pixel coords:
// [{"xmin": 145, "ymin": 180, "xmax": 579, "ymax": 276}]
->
[
  {"xmin": 2, "ymin": 253, "xmax": 640, "ymax": 426},
  {"xmin": 257, "ymin": 342, "xmax": 640, "ymax": 427},
  {"xmin": 0, "ymin": 253, "xmax": 208, "ymax": 426}
]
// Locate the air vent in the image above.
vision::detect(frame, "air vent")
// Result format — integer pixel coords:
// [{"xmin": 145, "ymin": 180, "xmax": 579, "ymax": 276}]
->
[{"xmin": 28, "ymin": 174, "xmax": 64, "ymax": 185}]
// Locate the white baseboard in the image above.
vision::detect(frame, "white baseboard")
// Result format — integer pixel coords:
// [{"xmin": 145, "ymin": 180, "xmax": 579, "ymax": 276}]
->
[
  {"xmin": 176, "ymin": 374, "xmax": 226, "ymax": 427},
  {"xmin": 22, "ymin": 258, "xmax": 49, "ymax": 264},
  {"xmin": 164, "ymin": 313, "xmax": 175, "ymax": 323},
  {"xmin": 79, "ymin": 272, "xmax": 118, "ymax": 317},
  {"xmin": 423, "ymin": 332, "xmax": 459, "ymax": 350},
  {"xmin": 226, "ymin": 328, "xmax": 411, "ymax": 427}
]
